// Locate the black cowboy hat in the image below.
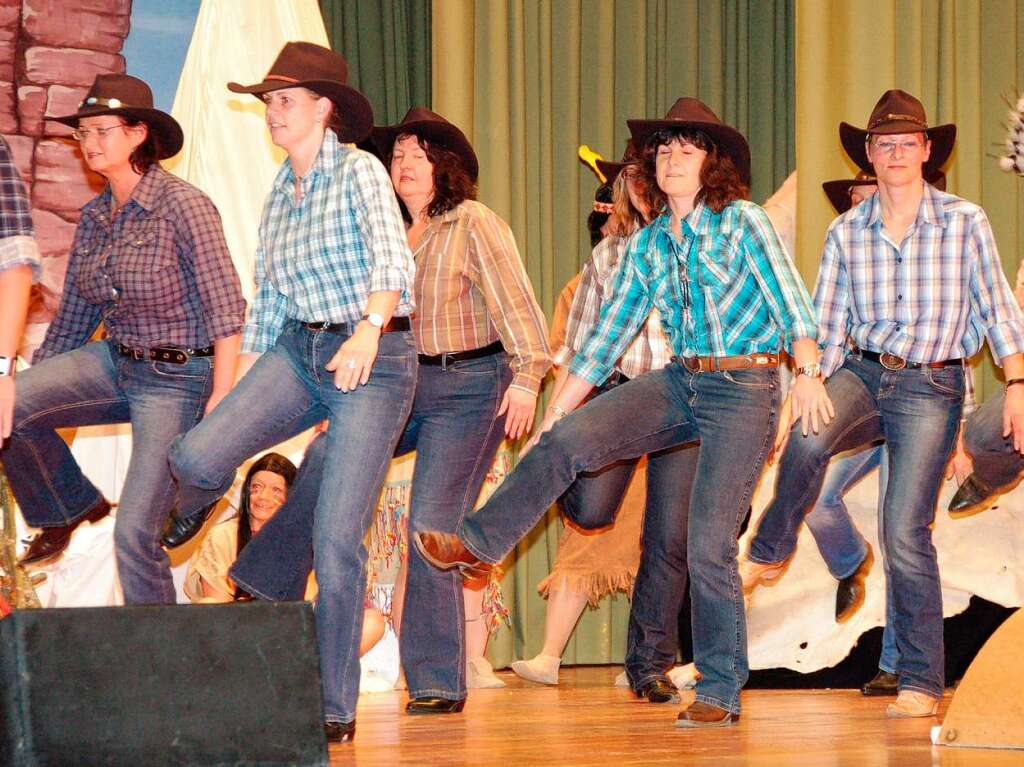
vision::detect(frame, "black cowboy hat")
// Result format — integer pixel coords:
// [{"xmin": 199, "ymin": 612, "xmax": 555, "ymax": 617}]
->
[
  {"xmin": 627, "ymin": 97, "xmax": 751, "ymax": 186},
  {"xmin": 822, "ymin": 169, "xmax": 947, "ymax": 215},
  {"xmin": 46, "ymin": 74, "xmax": 183, "ymax": 159},
  {"xmin": 371, "ymin": 107, "xmax": 479, "ymax": 182},
  {"xmin": 595, "ymin": 140, "xmax": 640, "ymax": 186},
  {"xmin": 839, "ymin": 89, "xmax": 956, "ymax": 176},
  {"xmin": 227, "ymin": 41, "xmax": 373, "ymax": 144}
]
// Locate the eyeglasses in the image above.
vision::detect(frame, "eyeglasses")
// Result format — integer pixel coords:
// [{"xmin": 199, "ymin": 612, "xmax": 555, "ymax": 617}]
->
[
  {"xmin": 70, "ymin": 125, "xmax": 127, "ymax": 142},
  {"xmin": 870, "ymin": 139, "xmax": 924, "ymax": 157}
]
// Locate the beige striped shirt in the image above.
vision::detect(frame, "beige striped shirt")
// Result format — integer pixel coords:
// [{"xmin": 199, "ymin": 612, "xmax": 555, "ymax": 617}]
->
[{"xmin": 412, "ymin": 200, "xmax": 551, "ymax": 394}]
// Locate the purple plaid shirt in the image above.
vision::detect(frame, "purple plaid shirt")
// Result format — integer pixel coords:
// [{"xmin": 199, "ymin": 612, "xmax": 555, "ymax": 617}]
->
[
  {"xmin": 35, "ymin": 165, "xmax": 245, "ymax": 362},
  {"xmin": 816, "ymin": 182, "xmax": 1024, "ymax": 377},
  {"xmin": 0, "ymin": 134, "xmax": 40, "ymax": 278}
]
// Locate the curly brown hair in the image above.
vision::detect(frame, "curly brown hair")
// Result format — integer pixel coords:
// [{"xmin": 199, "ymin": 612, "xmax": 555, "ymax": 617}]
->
[
  {"xmin": 639, "ymin": 128, "xmax": 749, "ymax": 214},
  {"xmin": 384, "ymin": 133, "xmax": 478, "ymax": 222}
]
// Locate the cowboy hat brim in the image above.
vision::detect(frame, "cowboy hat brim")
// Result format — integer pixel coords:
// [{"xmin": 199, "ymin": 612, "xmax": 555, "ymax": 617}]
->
[
  {"xmin": 45, "ymin": 104, "xmax": 184, "ymax": 159},
  {"xmin": 370, "ymin": 119, "xmax": 479, "ymax": 182},
  {"xmin": 821, "ymin": 177, "xmax": 879, "ymax": 215},
  {"xmin": 596, "ymin": 159, "xmax": 629, "ymax": 185},
  {"xmin": 626, "ymin": 118, "xmax": 751, "ymax": 187},
  {"xmin": 228, "ymin": 78, "xmax": 374, "ymax": 144},
  {"xmin": 839, "ymin": 121, "xmax": 956, "ymax": 176}
]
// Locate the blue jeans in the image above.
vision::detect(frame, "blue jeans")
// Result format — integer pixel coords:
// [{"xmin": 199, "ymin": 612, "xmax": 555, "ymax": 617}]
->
[
  {"xmin": 1, "ymin": 339, "xmax": 212, "ymax": 604},
  {"xmin": 169, "ymin": 324, "xmax": 417, "ymax": 724},
  {"xmin": 231, "ymin": 352, "xmax": 512, "ymax": 701},
  {"xmin": 749, "ymin": 356, "xmax": 963, "ymax": 697},
  {"xmin": 963, "ymin": 390, "xmax": 1023, "ymax": 490},
  {"xmin": 806, "ymin": 445, "xmax": 898, "ymax": 671},
  {"xmin": 459, "ymin": 360, "xmax": 780, "ymax": 713},
  {"xmin": 558, "ymin": 376, "xmax": 698, "ymax": 691}
]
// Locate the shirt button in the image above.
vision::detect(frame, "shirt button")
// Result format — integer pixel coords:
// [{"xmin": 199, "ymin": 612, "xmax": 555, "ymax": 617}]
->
[
  {"xmin": 897, "ymin": 257, "xmax": 903, "ymax": 263},
  {"xmin": 897, "ymin": 294, "xmax": 903, "ymax": 300}
]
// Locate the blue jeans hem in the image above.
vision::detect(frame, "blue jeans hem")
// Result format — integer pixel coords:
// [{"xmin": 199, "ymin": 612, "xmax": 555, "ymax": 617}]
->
[
  {"xmin": 694, "ymin": 692, "xmax": 739, "ymax": 715},
  {"xmin": 408, "ymin": 688, "xmax": 466, "ymax": 700}
]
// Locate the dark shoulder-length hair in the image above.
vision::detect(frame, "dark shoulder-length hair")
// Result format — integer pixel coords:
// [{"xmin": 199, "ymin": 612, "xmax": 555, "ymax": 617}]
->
[
  {"xmin": 639, "ymin": 127, "xmax": 749, "ymax": 214},
  {"xmin": 383, "ymin": 133, "xmax": 478, "ymax": 223},
  {"xmin": 122, "ymin": 118, "xmax": 164, "ymax": 175},
  {"xmin": 236, "ymin": 452, "xmax": 298, "ymax": 559}
]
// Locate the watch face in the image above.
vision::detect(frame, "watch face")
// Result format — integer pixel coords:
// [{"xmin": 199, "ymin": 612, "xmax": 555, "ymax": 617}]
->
[
  {"xmin": 0, "ymin": 356, "xmax": 12, "ymax": 376},
  {"xmin": 366, "ymin": 313, "xmax": 384, "ymax": 327}
]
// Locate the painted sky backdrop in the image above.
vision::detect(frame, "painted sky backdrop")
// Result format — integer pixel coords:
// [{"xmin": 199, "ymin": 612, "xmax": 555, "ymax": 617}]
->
[{"xmin": 122, "ymin": 0, "xmax": 202, "ymax": 111}]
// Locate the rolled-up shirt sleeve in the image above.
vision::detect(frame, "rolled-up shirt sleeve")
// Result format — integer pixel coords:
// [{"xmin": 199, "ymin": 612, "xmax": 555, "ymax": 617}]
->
[{"xmin": 967, "ymin": 208, "xmax": 1024, "ymax": 363}]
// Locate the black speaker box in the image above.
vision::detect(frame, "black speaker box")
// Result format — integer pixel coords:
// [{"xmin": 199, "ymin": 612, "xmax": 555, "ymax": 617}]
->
[{"xmin": 0, "ymin": 602, "xmax": 327, "ymax": 766}]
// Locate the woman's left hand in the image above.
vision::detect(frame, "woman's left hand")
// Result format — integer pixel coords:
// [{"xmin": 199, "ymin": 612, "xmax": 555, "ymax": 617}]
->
[
  {"xmin": 790, "ymin": 374, "xmax": 834, "ymax": 437},
  {"xmin": 326, "ymin": 325, "xmax": 380, "ymax": 392},
  {"xmin": 499, "ymin": 387, "xmax": 537, "ymax": 440}
]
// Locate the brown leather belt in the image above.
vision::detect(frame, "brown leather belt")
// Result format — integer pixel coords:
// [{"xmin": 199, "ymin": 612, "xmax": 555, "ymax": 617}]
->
[
  {"xmin": 117, "ymin": 343, "xmax": 213, "ymax": 364},
  {"xmin": 418, "ymin": 340, "xmax": 504, "ymax": 366},
  {"xmin": 857, "ymin": 349, "xmax": 961, "ymax": 371},
  {"xmin": 301, "ymin": 316, "xmax": 411, "ymax": 334},
  {"xmin": 680, "ymin": 353, "xmax": 779, "ymax": 373}
]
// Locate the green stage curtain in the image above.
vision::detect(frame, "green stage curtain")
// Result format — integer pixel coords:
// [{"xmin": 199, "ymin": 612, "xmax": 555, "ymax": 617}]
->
[
  {"xmin": 796, "ymin": 0, "xmax": 1024, "ymax": 403},
  {"xmin": 432, "ymin": 0, "xmax": 796, "ymax": 668},
  {"xmin": 319, "ymin": 0, "xmax": 432, "ymax": 124}
]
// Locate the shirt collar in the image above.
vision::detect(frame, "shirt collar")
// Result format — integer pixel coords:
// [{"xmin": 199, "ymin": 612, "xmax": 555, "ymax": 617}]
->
[
  {"xmin": 274, "ymin": 130, "xmax": 342, "ymax": 192},
  {"xmin": 860, "ymin": 178, "xmax": 946, "ymax": 229},
  {"xmin": 81, "ymin": 164, "xmax": 165, "ymax": 221},
  {"xmin": 653, "ymin": 201, "xmax": 712, "ymax": 245}
]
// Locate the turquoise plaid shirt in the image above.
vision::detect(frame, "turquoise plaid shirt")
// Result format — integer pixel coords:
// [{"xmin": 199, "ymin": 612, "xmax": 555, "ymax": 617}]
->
[
  {"xmin": 242, "ymin": 131, "xmax": 415, "ymax": 353},
  {"xmin": 570, "ymin": 200, "xmax": 818, "ymax": 386}
]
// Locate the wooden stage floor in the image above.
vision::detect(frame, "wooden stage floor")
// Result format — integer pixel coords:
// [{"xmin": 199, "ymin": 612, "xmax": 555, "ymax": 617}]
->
[{"xmin": 330, "ymin": 666, "xmax": 1022, "ymax": 766}]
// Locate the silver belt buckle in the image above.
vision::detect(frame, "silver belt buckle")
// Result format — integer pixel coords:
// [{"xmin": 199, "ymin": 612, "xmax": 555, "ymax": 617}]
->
[{"xmin": 879, "ymin": 352, "xmax": 906, "ymax": 371}]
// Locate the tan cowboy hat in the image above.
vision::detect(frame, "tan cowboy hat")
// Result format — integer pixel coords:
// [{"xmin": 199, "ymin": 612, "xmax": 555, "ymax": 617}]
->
[
  {"xmin": 228, "ymin": 41, "xmax": 374, "ymax": 144},
  {"xmin": 371, "ymin": 107, "xmax": 479, "ymax": 182},
  {"xmin": 627, "ymin": 97, "xmax": 751, "ymax": 186},
  {"xmin": 46, "ymin": 74, "xmax": 183, "ymax": 159},
  {"xmin": 839, "ymin": 89, "xmax": 956, "ymax": 176}
]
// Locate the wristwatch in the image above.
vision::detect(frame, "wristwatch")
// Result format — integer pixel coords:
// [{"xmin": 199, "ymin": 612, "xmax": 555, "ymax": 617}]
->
[
  {"xmin": 0, "ymin": 356, "xmax": 13, "ymax": 377},
  {"xmin": 797, "ymin": 362, "xmax": 822, "ymax": 379},
  {"xmin": 362, "ymin": 312, "xmax": 385, "ymax": 330}
]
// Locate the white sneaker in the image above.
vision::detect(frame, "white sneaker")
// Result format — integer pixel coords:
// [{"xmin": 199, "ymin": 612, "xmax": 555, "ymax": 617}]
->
[
  {"xmin": 510, "ymin": 654, "xmax": 560, "ymax": 685},
  {"xmin": 467, "ymin": 656, "xmax": 505, "ymax": 688}
]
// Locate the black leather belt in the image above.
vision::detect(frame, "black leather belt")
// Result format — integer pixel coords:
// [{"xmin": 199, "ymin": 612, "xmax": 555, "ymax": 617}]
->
[
  {"xmin": 301, "ymin": 316, "xmax": 411, "ymax": 334},
  {"xmin": 418, "ymin": 340, "xmax": 504, "ymax": 366},
  {"xmin": 856, "ymin": 349, "xmax": 962, "ymax": 371},
  {"xmin": 117, "ymin": 343, "xmax": 213, "ymax": 364}
]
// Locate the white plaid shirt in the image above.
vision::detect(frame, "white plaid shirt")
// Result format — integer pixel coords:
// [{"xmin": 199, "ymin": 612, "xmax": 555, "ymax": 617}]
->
[
  {"xmin": 816, "ymin": 182, "xmax": 1024, "ymax": 377},
  {"xmin": 554, "ymin": 235, "xmax": 670, "ymax": 379},
  {"xmin": 242, "ymin": 131, "xmax": 415, "ymax": 353}
]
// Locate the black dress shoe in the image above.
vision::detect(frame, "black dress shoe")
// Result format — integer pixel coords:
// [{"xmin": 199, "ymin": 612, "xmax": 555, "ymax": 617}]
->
[
  {"xmin": 161, "ymin": 501, "xmax": 219, "ymax": 549},
  {"xmin": 836, "ymin": 544, "xmax": 874, "ymax": 623},
  {"xmin": 861, "ymin": 670, "xmax": 899, "ymax": 696},
  {"xmin": 20, "ymin": 498, "xmax": 111, "ymax": 566},
  {"xmin": 636, "ymin": 678, "xmax": 681, "ymax": 704},
  {"xmin": 324, "ymin": 720, "xmax": 355, "ymax": 743},
  {"xmin": 405, "ymin": 696, "xmax": 466, "ymax": 714},
  {"xmin": 948, "ymin": 473, "xmax": 997, "ymax": 518}
]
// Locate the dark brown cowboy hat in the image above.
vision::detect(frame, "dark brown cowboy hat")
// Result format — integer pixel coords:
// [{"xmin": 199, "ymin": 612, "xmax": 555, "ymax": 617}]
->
[
  {"xmin": 839, "ymin": 89, "xmax": 956, "ymax": 176},
  {"xmin": 45, "ymin": 74, "xmax": 183, "ymax": 159},
  {"xmin": 822, "ymin": 168, "xmax": 947, "ymax": 215},
  {"xmin": 627, "ymin": 97, "xmax": 751, "ymax": 186},
  {"xmin": 371, "ymin": 107, "xmax": 479, "ymax": 182},
  {"xmin": 595, "ymin": 140, "xmax": 640, "ymax": 185},
  {"xmin": 227, "ymin": 41, "xmax": 373, "ymax": 144}
]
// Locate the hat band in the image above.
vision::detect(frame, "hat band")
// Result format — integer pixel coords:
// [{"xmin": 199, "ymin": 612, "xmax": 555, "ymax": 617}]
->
[
  {"xmin": 868, "ymin": 112, "xmax": 928, "ymax": 130},
  {"xmin": 79, "ymin": 96, "xmax": 133, "ymax": 110},
  {"xmin": 593, "ymin": 201, "xmax": 614, "ymax": 214},
  {"xmin": 265, "ymin": 75, "xmax": 301, "ymax": 84}
]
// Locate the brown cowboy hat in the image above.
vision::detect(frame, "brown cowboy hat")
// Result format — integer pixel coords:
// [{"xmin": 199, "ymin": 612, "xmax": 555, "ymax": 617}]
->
[
  {"xmin": 227, "ymin": 41, "xmax": 373, "ymax": 143},
  {"xmin": 595, "ymin": 140, "xmax": 640, "ymax": 185},
  {"xmin": 46, "ymin": 74, "xmax": 183, "ymax": 159},
  {"xmin": 627, "ymin": 97, "xmax": 751, "ymax": 186},
  {"xmin": 822, "ymin": 168, "xmax": 947, "ymax": 215},
  {"xmin": 371, "ymin": 107, "xmax": 479, "ymax": 182},
  {"xmin": 839, "ymin": 89, "xmax": 956, "ymax": 176}
]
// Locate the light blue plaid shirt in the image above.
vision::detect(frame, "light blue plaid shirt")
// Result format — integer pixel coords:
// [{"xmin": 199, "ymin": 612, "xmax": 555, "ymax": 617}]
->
[
  {"xmin": 816, "ymin": 182, "xmax": 1024, "ymax": 377},
  {"xmin": 242, "ymin": 132, "xmax": 415, "ymax": 353},
  {"xmin": 570, "ymin": 201, "xmax": 818, "ymax": 386}
]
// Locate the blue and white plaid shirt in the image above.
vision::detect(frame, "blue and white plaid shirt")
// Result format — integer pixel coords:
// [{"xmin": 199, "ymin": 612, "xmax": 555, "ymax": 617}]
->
[
  {"xmin": 570, "ymin": 200, "xmax": 818, "ymax": 386},
  {"xmin": 242, "ymin": 131, "xmax": 416, "ymax": 353},
  {"xmin": 0, "ymin": 135, "xmax": 39, "ymax": 278},
  {"xmin": 816, "ymin": 181, "xmax": 1024, "ymax": 377}
]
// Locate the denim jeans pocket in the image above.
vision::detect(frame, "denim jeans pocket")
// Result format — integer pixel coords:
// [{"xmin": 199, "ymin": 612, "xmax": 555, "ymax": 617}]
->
[
  {"xmin": 448, "ymin": 353, "xmax": 504, "ymax": 376},
  {"xmin": 721, "ymin": 368, "xmax": 776, "ymax": 389},
  {"xmin": 150, "ymin": 357, "xmax": 212, "ymax": 380},
  {"xmin": 923, "ymin": 367, "xmax": 964, "ymax": 398}
]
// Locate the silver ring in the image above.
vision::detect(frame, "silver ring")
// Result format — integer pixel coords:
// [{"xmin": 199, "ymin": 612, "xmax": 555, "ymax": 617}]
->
[{"xmin": 346, "ymin": 360, "xmax": 356, "ymax": 369}]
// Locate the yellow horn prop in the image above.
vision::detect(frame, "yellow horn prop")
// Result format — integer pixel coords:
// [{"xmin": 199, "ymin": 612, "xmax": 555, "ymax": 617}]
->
[{"xmin": 578, "ymin": 144, "xmax": 607, "ymax": 183}]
